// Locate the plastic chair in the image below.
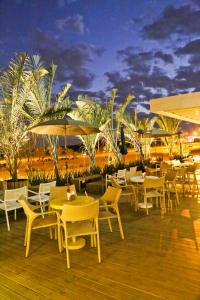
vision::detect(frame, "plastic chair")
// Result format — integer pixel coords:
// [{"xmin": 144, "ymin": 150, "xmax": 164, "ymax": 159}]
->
[
  {"xmin": 111, "ymin": 177, "xmax": 138, "ymax": 210},
  {"xmin": 185, "ymin": 165, "xmax": 199, "ymax": 195},
  {"xmin": 116, "ymin": 169, "xmax": 127, "ymax": 185},
  {"xmin": 0, "ymin": 186, "xmax": 27, "ymax": 231},
  {"xmin": 50, "ymin": 185, "xmax": 77, "ymax": 202},
  {"xmin": 175, "ymin": 167, "xmax": 186, "ymax": 196},
  {"xmin": 160, "ymin": 162, "xmax": 172, "ymax": 176},
  {"xmin": 28, "ymin": 181, "xmax": 56, "ymax": 212},
  {"xmin": 139, "ymin": 177, "xmax": 165, "ymax": 215},
  {"xmin": 59, "ymin": 200, "xmax": 101, "ymax": 269},
  {"xmin": 165, "ymin": 170, "xmax": 179, "ymax": 209},
  {"xmin": 98, "ymin": 186, "xmax": 124, "ymax": 239},
  {"xmin": 18, "ymin": 197, "xmax": 59, "ymax": 257}
]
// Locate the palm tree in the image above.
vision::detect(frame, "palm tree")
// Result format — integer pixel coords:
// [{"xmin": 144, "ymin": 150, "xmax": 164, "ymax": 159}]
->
[
  {"xmin": 0, "ymin": 53, "xmax": 32, "ymax": 180},
  {"xmin": 69, "ymin": 95, "xmax": 108, "ymax": 170},
  {"xmin": 122, "ymin": 111, "xmax": 156, "ymax": 160},
  {"xmin": 25, "ymin": 55, "xmax": 72, "ymax": 179},
  {"xmin": 155, "ymin": 115, "xmax": 181, "ymax": 157},
  {"xmin": 104, "ymin": 89, "xmax": 135, "ymax": 164}
]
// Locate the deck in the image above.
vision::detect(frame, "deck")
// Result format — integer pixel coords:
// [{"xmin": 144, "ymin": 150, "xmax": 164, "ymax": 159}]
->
[{"xmin": 1, "ymin": 195, "xmax": 200, "ymax": 299}]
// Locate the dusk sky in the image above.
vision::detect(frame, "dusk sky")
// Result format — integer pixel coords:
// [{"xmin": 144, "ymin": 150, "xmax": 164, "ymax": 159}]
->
[{"xmin": 1, "ymin": 0, "xmax": 200, "ymax": 121}]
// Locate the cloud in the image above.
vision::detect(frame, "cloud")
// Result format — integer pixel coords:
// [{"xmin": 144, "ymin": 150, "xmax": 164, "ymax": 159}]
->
[
  {"xmin": 154, "ymin": 51, "xmax": 173, "ymax": 63},
  {"xmin": 56, "ymin": 14, "xmax": 86, "ymax": 34},
  {"xmin": 174, "ymin": 65, "xmax": 200, "ymax": 90},
  {"xmin": 141, "ymin": 5, "xmax": 200, "ymax": 40},
  {"xmin": 136, "ymin": 104, "xmax": 151, "ymax": 115},
  {"xmin": 176, "ymin": 39, "xmax": 200, "ymax": 55},
  {"xmin": 31, "ymin": 30, "xmax": 97, "ymax": 89},
  {"xmin": 105, "ymin": 42, "xmax": 200, "ymax": 109},
  {"xmin": 92, "ymin": 47, "xmax": 106, "ymax": 57},
  {"xmin": 117, "ymin": 47, "xmax": 153, "ymax": 73}
]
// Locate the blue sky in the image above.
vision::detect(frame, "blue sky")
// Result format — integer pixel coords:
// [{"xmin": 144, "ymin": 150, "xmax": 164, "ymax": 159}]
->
[{"xmin": 1, "ymin": 0, "xmax": 200, "ymax": 122}]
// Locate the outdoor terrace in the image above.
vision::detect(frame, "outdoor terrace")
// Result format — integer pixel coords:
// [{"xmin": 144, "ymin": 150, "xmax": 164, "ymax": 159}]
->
[{"xmin": 0, "ymin": 194, "xmax": 200, "ymax": 299}]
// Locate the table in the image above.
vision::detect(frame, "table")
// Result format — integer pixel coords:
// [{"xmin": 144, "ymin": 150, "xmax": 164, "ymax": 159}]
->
[
  {"xmin": 73, "ymin": 174, "xmax": 103, "ymax": 192},
  {"xmin": 50, "ymin": 195, "xmax": 94, "ymax": 250},
  {"xmin": 130, "ymin": 175, "xmax": 158, "ymax": 183}
]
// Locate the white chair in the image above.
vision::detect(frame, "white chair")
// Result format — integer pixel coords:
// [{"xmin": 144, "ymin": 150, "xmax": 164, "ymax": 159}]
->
[
  {"xmin": 116, "ymin": 169, "xmax": 127, "ymax": 185},
  {"xmin": 0, "ymin": 186, "xmax": 28, "ymax": 231},
  {"xmin": 28, "ymin": 181, "xmax": 56, "ymax": 212},
  {"xmin": 111, "ymin": 177, "xmax": 138, "ymax": 210}
]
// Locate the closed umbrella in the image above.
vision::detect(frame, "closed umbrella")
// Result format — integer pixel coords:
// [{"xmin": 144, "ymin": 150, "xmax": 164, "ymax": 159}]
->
[{"xmin": 120, "ymin": 126, "xmax": 128, "ymax": 155}]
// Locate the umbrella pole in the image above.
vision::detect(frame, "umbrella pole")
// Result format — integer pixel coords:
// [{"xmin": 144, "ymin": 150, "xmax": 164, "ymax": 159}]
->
[{"xmin": 64, "ymin": 126, "xmax": 69, "ymax": 184}]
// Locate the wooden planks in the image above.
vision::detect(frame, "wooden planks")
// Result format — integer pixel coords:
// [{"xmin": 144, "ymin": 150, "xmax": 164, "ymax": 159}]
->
[{"xmin": 0, "ymin": 196, "xmax": 200, "ymax": 299}]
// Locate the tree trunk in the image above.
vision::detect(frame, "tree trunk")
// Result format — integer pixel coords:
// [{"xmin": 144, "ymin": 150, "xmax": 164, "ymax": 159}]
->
[
  {"xmin": 88, "ymin": 151, "xmax": 96, "ymax": 171},
  {"xmin": 48, "ymin": 136, "xmax": 59, "ymax": 180},
  {"xmin": 6, "ymin": 155, "xmax": 18, "ymax": 180}
]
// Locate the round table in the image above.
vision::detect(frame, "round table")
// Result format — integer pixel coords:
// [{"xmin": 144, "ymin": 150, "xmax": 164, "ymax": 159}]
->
[
  {"xmin": 50, "ymin": 195, "xmax": 94, "ymax": 250},
  {"xmin": 50, "ymin": 195, "xmax": 94, "ymax": 210},
  {"xmin": 130, "ymin": 175, "xmax": 158, "ymax": 183}
]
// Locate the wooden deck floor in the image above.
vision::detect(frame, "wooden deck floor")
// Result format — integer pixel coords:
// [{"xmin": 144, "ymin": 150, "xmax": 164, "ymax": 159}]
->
[{"xmin": 1, "ymin": 195, "xmax": 200, "ymax": 300}]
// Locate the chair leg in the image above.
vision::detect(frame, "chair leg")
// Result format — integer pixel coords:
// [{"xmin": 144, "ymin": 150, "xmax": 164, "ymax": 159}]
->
[
  {"xmin": 64, "ymin": 231, "xmax": 70, "ymax": 269},
  {"xmin": 49, "ymin": 226, "xmax": 53, "ymax": 239},
  {"xmin": 40, "ymin": 201, "xmax": 45, "ymax": 218},
  {"xmin": 5, "ymin": 210, "xmax": 10, "ymax": 231},
  {"xmin": 91, "ymin": 235, "xmax": 94, "ymax": 247},
  {"xmin": 25, "ymin": 225, "xmax": 32, "ymax": 257},
  {"xmin": 24, "ymin": 220, "xmax": 29, "ymax": 246},
  {"xmin": 91, "ymin": 234, "xmax": 97, "ymax": 248},
  {"xmin": 105, "ymin": 205, "xmax": 113, "ymax": 232},
  {"xmin": 95, "ymin": 220, "xmax": 101, "ymax": 263},
  {"xmin": 115, "ymin": 207, "xmax": 124, "ymax": 239},
  {"xmin": 14, "ymin": 209, "xmax": 17, "ymax": 221},
  {"xmin": 107, "ymin": 219, "xmax": 113, "ymax": 232},
  {"xmin": 57, "ymin": 224, "xmax": 63, "ymax": 253}
]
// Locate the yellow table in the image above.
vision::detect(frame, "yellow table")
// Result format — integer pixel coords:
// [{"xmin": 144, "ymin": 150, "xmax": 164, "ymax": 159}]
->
[{"xmin": 50, "ymin": 195, "xmax": 94, "ymax": 250}]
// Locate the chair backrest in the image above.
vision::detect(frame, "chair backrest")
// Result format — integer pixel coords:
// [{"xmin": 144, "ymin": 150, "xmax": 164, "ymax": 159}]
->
[
  {"xmin": 129, "ymin": 166, "xmax": 137, "ymax": 177},
  {"xmin": 50, "ymin": 186, "xmax": 67, "ymax": 201},
  {"xmin": 117, "ymin": 169, "xmax": 126, "ymax": 179},
  {"xmin": 165, "ymin": 170, "xmax": 177, "ymax": 182},
  {"xmin": 186, "ymin": 165, "xmax": 197, "ymax": 173},
  {"xmin": 101, "ymin": 186, "xmax": 121, "ymax": 204},
  {"xmin": 4, "ymin": 186, "xmax": 28, "ymax": 201},
  {"xmin": 18, "ymin": 197, "xmax": 36, "ymax": 218},
  {"xmin": 194, "ymin": 162, "xmax": 200, "ymax": 170},
  {"xmin": 39, "ymin": 181, "xmax": 56, "ymax": 194},
  {"xmin": 160, "ymin": 162, "xmax": 172, "ymax": 176},
  {"xmin": 171, "ymin": 160, "xmax": 181, "ymax": 167},
  {"xmin": 50, "ymin": 185, "xmax": 77, "ymax": 201},
  {"xmin": 176, "ymin": 167, "xmax": 186, "ymax": 177},
  {"xmin": 143, "ymin": 177, "xmax": 165, "ymax": 189},
  {"xmin": 61, "ymin": 200, "xmax": 99, "ymax": 222},
  {"xmin": 111, "ymin": 177, "xmax": 121, "ymax": 189},
  {"xmin": 67, "ymin": 184, "xmax": 77, "ymax": 196}
]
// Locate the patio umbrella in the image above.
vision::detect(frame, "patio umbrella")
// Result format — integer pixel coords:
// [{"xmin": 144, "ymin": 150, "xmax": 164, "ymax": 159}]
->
[
  {"xmin": 29, "ymin": 118, "xmax": 100, "ymax": 182},
  {"xmin": 29, "ymin": 118, "xmax": 100, "ymax": 136},
  {"xmin": 135, "ymin": 128, "xmax": 179, "ymax": 138}
]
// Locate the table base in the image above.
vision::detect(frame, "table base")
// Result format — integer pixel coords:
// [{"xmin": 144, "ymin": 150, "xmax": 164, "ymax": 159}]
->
[{"xmin": 63, "ymin": 237, "xmax": 86, "ymax": 250}]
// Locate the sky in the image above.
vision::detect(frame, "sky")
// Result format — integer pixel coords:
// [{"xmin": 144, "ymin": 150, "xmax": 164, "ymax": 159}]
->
[{"xmin": 0, "ymin": 0, "xmax": 200, "ymax": 131}]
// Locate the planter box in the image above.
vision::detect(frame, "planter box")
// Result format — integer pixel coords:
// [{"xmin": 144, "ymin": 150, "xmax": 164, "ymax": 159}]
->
[
  {"xmin": 86, "ymin": 180, "xmax": 105, "ymax": 194},
  {"xmin": 6, "ymin": 179, "xmax": 28, "ymax": 189}
]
